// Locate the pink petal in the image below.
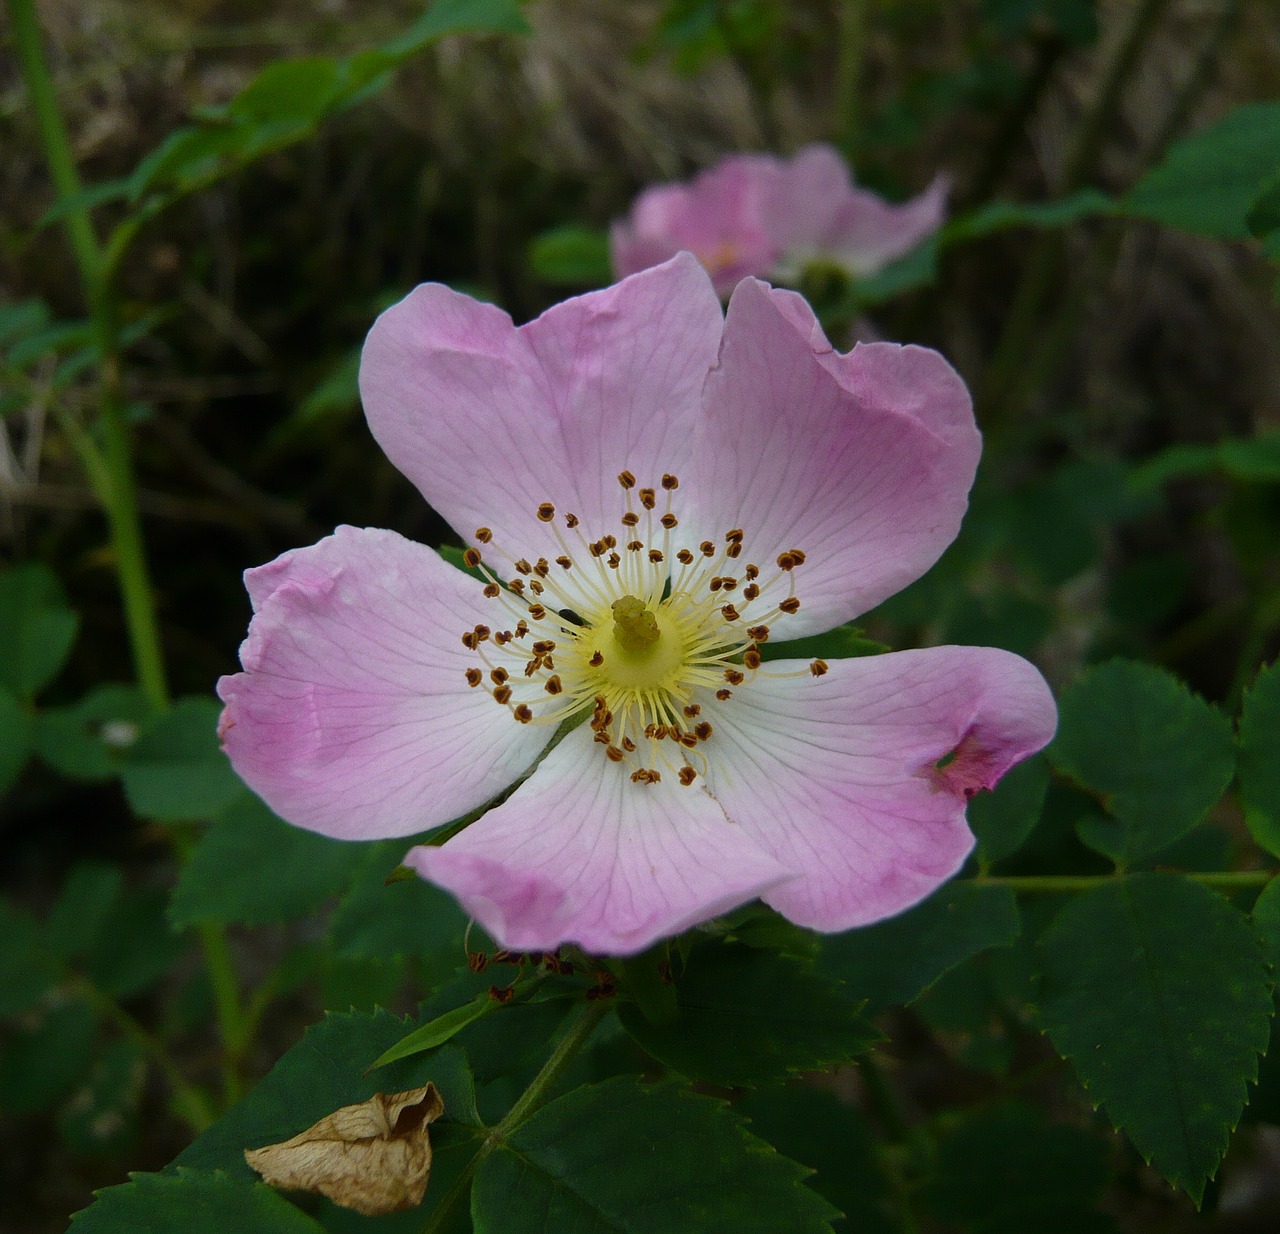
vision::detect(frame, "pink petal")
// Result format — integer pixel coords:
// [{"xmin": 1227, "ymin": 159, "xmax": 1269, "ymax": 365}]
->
[
  {"xmin": 406, "ymin": 726, "xmax": 793, "ymax": 955},
  {"xmin": 359, "ymin": 256, "xmax": 724, "ymax": 588},
  {"xmin": 688, "ymin": 278, "xmax": 980, "ymax": 637},
  {"xmin": 216, "ymin": 526, "xmax": 549, "ymax": 840},
  {"xmin": 699, "ymin": 646, "xmax": 1056, "ymax": 931},
  {"xmin": 609, "ymin": 159, "xmax": 781, "ymax": 296},
  {"xmin": 828, "ymin": 173, "xmax": 950, "ymax": 276},
  {"xmin": 758, "ymin": 144, "xmax": 852, "ymax": 262}
]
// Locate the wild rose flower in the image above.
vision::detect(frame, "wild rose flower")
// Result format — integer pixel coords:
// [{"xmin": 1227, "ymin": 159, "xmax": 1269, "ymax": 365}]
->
[
  {"xmin": 610, "ymin": 144, "xmax": 948, "ymax": 294},
  {"xmin": 217, "ymin": 254, "xmax": 1055, "ymax": 956}
]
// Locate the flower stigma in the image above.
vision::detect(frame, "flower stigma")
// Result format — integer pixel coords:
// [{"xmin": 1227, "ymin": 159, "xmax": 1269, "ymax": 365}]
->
[{"xmin": 459, "ymin": 472, "xmax": 819, "ymax": 788}]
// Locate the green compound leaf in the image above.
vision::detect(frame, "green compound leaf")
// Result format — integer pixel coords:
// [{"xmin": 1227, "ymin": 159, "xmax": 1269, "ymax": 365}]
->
[
  {"xmin": 1238, "ymin": 660, "xmax": 1280, "ymax": 858},
  {"xmin": 734, "ymin": 1084, "xmax": 897, "ymax": 1234},
  {"xmin": 69, "ymin": 1169, "xmax": 328, "ymax": 1234},
  {"xmin": 0, "ymin": 686, "xmax": 32, "ymax": 796},
  {"xmin": 0, "ymin": 563, "xmax": 79, "ymax": 701},
  {"xmin": 919, "ymin": 1101, "xmax": 1115, "ymax": 1233},
  {"xmin": 171, "ymin": 794, "xmax": 372, "ymax": 927},
  {"xmin": 820, "ymin": 882, "xmax": 1020, "ymax": 1013},
  {"xmin": 1125, "ymin": 101, "xmax": 1280, "ymax": 239},
  {"xmin": 472, "ymin": 1076, "xmax": 839, "ymax": 1234},
  {"xmin": 617, "ymin": 944, "xmax": 878, "ymax": 1087},
  {"xmin": 177, "ymin": 1011, "xmax": 479, "ymax": 1179},
  {"xmin": 120, "ymin": 696, "xmax": 245, "ymax": 821},
  {"xmin": 1050, "ymin": 660, "xmax": 1235, "ymax": 864},
  {"xmin": 968, "ymin": 752, "xmax": 1050, "ymax": 869},
  {"xmin": 1037, "ymin": 874, "xmax": 1273, "ymax": 1203}
]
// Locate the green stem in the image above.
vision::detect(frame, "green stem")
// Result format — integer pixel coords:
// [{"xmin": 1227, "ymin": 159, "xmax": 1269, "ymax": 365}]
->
[
  {"xmin": 420, "ymin": 1000, "xmax": 610, "ymax": 1234},
  {"xmin": 198, "ymin": 922, "xmax": 248, "ymax": 1105},
  {"xmin": 71, "ymin": 976, "xmax": 216, "ymax": 1133},
  {"xmin": 833, "ymin": 0, "xmax": 865, "ymax": 160},
  {"xmin": 9, "ymin": 0, "xmax": 169, "ymax": 710},
  {"xmin": 977, "ymin": 870, "xmax": 1276, "ymax": 893}
]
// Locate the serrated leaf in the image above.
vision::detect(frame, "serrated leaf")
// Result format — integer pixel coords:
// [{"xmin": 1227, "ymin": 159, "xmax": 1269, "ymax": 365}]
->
[
  {"xmin": 734, "ymin": 1084, "xmax": 897, "ymax": 1234},
  {"xmin": 820, "ymin": 882, "xmax": 1020, "ymax": 1013},
  {"xmin": 1050, "ymin": 660, "xmax": 1235, "ymax": 863},
  {"xmin": 617, "ymin": 945, "xmax": 877, "ymax": 1086},
  {"xmin": 178, "ymin": 1012, "xmax": 479, "ymax": 1180},
  {"xmin": 171, "ymin": 794, "xmax": 370, "ymax": 928},
  {"xmin": 69, "ymin": 1169, "xmax": 328, "ymax": 1234},
  {"xmin": 1037, "ymin": 874, "xmax": 1273, "ymax": 1202},
  {"xmin": 0, "ymin": 686, "xmax": 32, "ymax": 795},
  {"xmin": 968, "ymin": 752, "xmax": 1050, "ymax": 868},
  {"xmin": 1239, "ymin": 661, "xmax": 1280, "ymax": 857},
  {"xmin": 0, "ymin": 563, "xmax": 79, "ymax": 700},
  {"xmin": 1125, "ymin": 101, "xmax": 1280, "ymax": 238},
  {"xmin": 472, "ymin": 1076, "xmax": 839, "ymax": 1234},
  {"xmin": 1253, "ymin": 877, "xmax": 1280, "ymax": 972},
  {"xmin": 120, "ymin": 696, "xmax": 244, "ymax": 821},
  {"xmin": 919, "ymin": 1101, "xmax": 1114, "ymax": 1233}
]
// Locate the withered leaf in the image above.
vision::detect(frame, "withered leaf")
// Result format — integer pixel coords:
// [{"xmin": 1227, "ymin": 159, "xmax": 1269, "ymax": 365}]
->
[{"xmin": 244, "ymin": 1083, "xmax": 444, "ymax": 1215}]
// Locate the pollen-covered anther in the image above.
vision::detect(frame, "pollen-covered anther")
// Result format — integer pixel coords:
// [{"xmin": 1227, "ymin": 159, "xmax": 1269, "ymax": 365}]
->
[
  {"xmin": 639, "ymin": 488, "xmax": 657, "ymax": 510},
  {"xmin": 631, "ymin": 768, "xmax": 661, "ymax": 784},
  {"xmin": 700, "ymin": 540, "xmax": 716, "ymax": 557},
  {"xmin": 464, "ymin": 668, "xmax": 482, "ymax": 687},
  {"xmin": 565, "ymin": 512, "xmax": 580, "ymax": 528},
  {"xmin": 716, "ymin": 688, "xmax": 733, "ymax": 700},
  {"xmin": 779, "ymin": 597, "xmax": 801, "ymax": 614},
  {"xmin": 721, "ymin": 604, "xmax": 741, "ymax": 622},
  {"xmin": 536, "ymin": 502, "xmax": 555, "ymax": 522},
  {"xmin": 660, "ymin": 513, "xmax": 678, "ymax": 530},
  {"xmin": 490, "ymin": 667, "xmax": 509, "ymax": 684},
  {"xmin": 628, "ymin": 540, "xmax": 644, "ymax": 552},
  {"xmin": 474, "ymin": 527, "xmax": 493, "ymax": 544},
  {"xmin": 744, "ymin": 564, "xmax": 760, "ymax": 580},
  {"xmin": 810, "ymin": 659, "xmax": 829, "ymax": 677},
  {"xmin": 662, "ymin": 474, "xmax": 679, "ymax": 490},
  {"xmin": 463, "ymin": 547, "xmax": 483, "ymax": 568},
  {"xmin": 606, "ymin": 745, "xmax": 625, "ymax": 762},
  {"xmin": 483, "ymin": 582, "xmax": 501, "ymax": 598},
  {"xmin": 493, "ymin": 685, "xmax": 512, "ymax": 705},
  {"xmin": 684, "ymin": 704, "xmax": 701, "ymax": 718},
  {"xmin": 622, "ymin": 511, "xmax": 639, "ymax": 527},
  {"xmin": 743, "ymin": 648, "xmax": 762, "ymax": 670},
  {"xmin": 589, "ymin": 650, "xmax": 604, "ymax": 667},
  {"xmin": 555, "ymin": 555, "xmax": 573, "ymax": 569},
  {"xmin": 676, "ymin": 549, "xmax": 694, "ymax": 565},
  {"xmin": 527, "ymin": 604, "xmax": 547, "ymax": 620},
  {"xmin": 648, "ymin": 549, "xmax": 664, "ymax": 564},
  {"xmin": 724, "ymin": 668, "xmax": 745, "ymax": 685},
  {"xmin": 678, "ymin": 766, "xmax": 698, "ymax": 786},
  {"xmin": 514, "ymin": 559, "xmax": 532, "ymax": 575},
  {"xmin": 743, "ymin": 584, "xmax": 759, "ymax": 601},
  {"xmin": 513, "ymin": 704, "xmax": 533, "ymax": 723},
  {"xmin": 545, "ymin": 675, "xmax": 563, "ymax": 695},
  {"xmin": 694, "ymin": 721, "xmax": 713, "ymax": 741},
  {"xmin": 618, "ymin": 470, "xmax": 636, "ymax": 489}
]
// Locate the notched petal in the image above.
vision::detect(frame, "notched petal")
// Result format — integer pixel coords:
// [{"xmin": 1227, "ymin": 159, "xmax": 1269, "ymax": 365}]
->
[{"xmin": 244, "ymin": 1083, "xmax": 444, "ymax": 1216}]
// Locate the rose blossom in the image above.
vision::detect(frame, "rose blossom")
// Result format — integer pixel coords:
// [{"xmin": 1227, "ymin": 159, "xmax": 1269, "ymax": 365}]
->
[
  {"xmin": 217, "ymin": 254, "xmax": 1055, "ymax": 956},
  {"xmin": 610, "ymin": 144, "xmax": 948, "ymax": 294}
]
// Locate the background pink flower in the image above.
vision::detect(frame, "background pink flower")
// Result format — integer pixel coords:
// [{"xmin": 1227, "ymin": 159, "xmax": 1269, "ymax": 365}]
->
[{"xmin": 218, "ymin": 254, "xmax": 1054, "ymax": 955}]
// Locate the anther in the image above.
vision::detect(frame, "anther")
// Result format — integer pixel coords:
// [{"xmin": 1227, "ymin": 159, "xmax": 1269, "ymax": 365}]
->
[
  {"xmin": 622, "ymin": 737, "xmax": 637, "ymax": 752},
  {"xmin": 461, "ymin": 632, "xmax": 478, "ymax": 650},
  {"xmin": 532, "ymin": 640, "xmax": 556, "ymax": 654},
  {"xmin": 631, "ymin": 768, "xmax": 661, "ymax": 784},
  {"xmin": 694, "ymin": 721, "xmax": 713, "ymax": 741},
  {"xmin": 810, "ymin": 659, "xmax": 829, "ymax": 677},
  {"xmin": 606, "ymin": 745, "xmax": 625, "ymax": 762},
  {"xmin": 743, "ymin": 584, "xmax": 760, "ymax": 601},
  {"xmin": 628, "ymin": 540, "xmax": 644, "ymax": 552},
  {"xmin": 514, "ymin": 559, "xmax": 532, "ymax": 575},
  {"xmin": 683, "ymin": 704, "xmax": 701, "ymax": 717},
  {"xmin": 589, "ymin": 650, "xmax": 604, "ymax": 667},
  {"xmin": 745, "ymin": 564, "xmax": 760, "ymax": 580},
  {"xmin": 680, "ymin": 733, "xmax": 698, "ymax": 748},
  {"xmin": 779, "ymin": 597, "xmax": 801, "ymax": 614},
  {"xmin": 777, "ymin": 552, "xmax": 797, "ymax": 571},
  {"xmin": 721, "ymin": 604, "xmax": 741, "ymax": 622},
  {"xmin": 473, "ymin": 625, "xmax": 490, "ymax": 642},
  {"xmin": 493, "ymin": 685, "xmax": 512, "ymax": 705},
  {"xmin": 662, "ymin": 474, "xmax": 679, "ymax": 490},
  {"xmin": 608, "ymin": 552, "xmax": 621, "ymax": 568},
  {"xmin": 534, "ymin": 558, "xmax": 550, "ymax": 577},
  {"xmin": 678, "ymin": 766, "xmax": 697, "ymax": 786},
  {"xmin": 724, "ymin": 668, "xmax": 745, "ymax": 685},
  {"xmin": 463, "ymin": 548, "xmax": 483, "ymax": 568},
  {"xmin": 475, "ymin": 527, "xmax": 493, "ymax": 543},
  {"xmin": 508, "ymin": 578, "xmax": 525, "ymax": 595},
  {"xmin": 618, "ymin": 471, "xmax": 636, "ymax": 489},
  {"xmin": 464, "ymin": 668, "xmax": 482, "ymax": 687},
  {"xmin": 565, "ymin": 512, "xmax": 580, "ymax": 528},
  {"xmin": 530, "ymin": 581, "xmax": 545, "ymax": 594},
  {"xmin": 726, "ymin": 543, "xmax": 742, "ymax": 558},
  {"xmin": 660, "ymin": 513, "xmax": 678, "ymax": 529},
  {"xmin": 555, "ymin": 555, "xmax": 573, "ymax": 569},
  {"xmin": 788, "ymin": 549, "xmax": 807, "ymax": 565},
  {"xmin": 747, "ymin": 624, "xmax": 770, "ymax": 642},
  {"xmin": 676, "ymin": 549, "xmax": 694, "ymax": 564},
  {"xmin": 727, "ymin": 529, "xmax": 744, "ymax": 543},
  {"xmin": 483, "ymin": 583, "xmax": 501, "ymax": 598},
  {"xmin": 700, "ymin": 541, "xmax": 716, "ymax": 557},
  {"xmin": 743, "ymin": 648, "xmax": 762, "ymax": 670},
  {"xmin": 716, "ymin": 688, "xmax": 733, "ymax": 700},
  {"xmin": 648, "ymin": 549, "xmax": 664, "ymax": 564},
  {"xmin": 639, "ymin": 488, "xmax": 657, "ymax": 509},
  {"xmin": 622, "ymin": 511, "xmax": 639, "ymax": 527},
  {"xmin": 545, "ymin": 675, "xmax": 563, "ymax": 694},
  {"xmin": 513, "ymin": 704, "xmax": 533, "ymax": 723},
  {"xmin": 527, "ymin": 604, "xmax": 547, "ymax": 620},
  {"xmin": 490, "ymin": 667, "xmax": 509, "ymax": 684},
  {"xmin": 710, "ymin": 578, "xmax": 723, "ymax": 592},
  {"xmin": 536, "ymin": 502, "xmax": 555, "ymax": 522}
]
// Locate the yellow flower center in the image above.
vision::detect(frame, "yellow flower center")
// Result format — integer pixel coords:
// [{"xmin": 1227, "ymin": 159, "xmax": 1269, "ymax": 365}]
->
[{"xmin": 458, "ymin": 472, "xmax": 824, "ymax": 787}]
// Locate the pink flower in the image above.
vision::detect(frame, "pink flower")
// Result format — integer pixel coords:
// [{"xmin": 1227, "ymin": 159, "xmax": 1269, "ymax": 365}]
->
[
  {"xmin": 217, "ymin": 255, "xmax": 1055, "ymax": 956},
  {"xmin": 611, "ymin": 145, "xmax": 948, "ymax": 294}
]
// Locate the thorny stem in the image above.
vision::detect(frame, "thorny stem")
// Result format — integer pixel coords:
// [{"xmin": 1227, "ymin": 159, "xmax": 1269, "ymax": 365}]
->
[
  {"xmin": 419, "ymin": 999, "xmax": 611, "ymax": 1234},
  {"xmin": 8, "ymin": 0, "xmax": 169, "ymax": 710},
  {"xmin": 976, "ymin": 870, "xmax": 1276, "ymax": 894}
]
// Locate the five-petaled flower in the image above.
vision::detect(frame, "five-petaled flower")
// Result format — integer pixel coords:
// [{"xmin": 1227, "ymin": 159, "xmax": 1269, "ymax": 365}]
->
[
  {"xmin": 217, "ymin": 254, "xmax": 1055, "ymax": 956},
  {"xmin": 610, "ymin": 144, "xmax": 949, "ymax": 296}
]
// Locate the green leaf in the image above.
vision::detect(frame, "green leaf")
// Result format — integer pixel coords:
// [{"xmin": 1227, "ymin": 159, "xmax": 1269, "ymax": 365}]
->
[
  {"xmin": 943, "ymin": 189, "xmax": 1114, "ymax": 243},
  {"xmin": 528, "ymin": 226, "xmax": 613, "ymax": 286},
  {"xmin": 1037, "ymin": 874, "xmax": 1273, "ymax": 1202},
  {"xmin": 820, "ymin": 882, "xmax": 1020, "ymax": 1013},
  {"xmin": 34, "ymin": 684, "xmax": 152, "ymax": 781},
  {"xmin": 369, "ymin": 992, "xmax": 498, "ymax": 1070},
  {"xmin": 617, "ymin": 945, "xmax": 877, "ymax": 1086},
  {"xmin": 1050, "ymin": 660, "xmax": 1235, "ymax": 864},
  {"xmin": 69, "ymin": 1170, "xmax": 328, "ymax": 1234},
  {"xmin": 0, "ymin": 898, "xmax": 62, "ymax": 1015},
  {"xmin": 58, "ymin": 1037, "xmax": 148, "ymax": 1158},
  {"xmin": 0, "ymin": 563, "xmax": 79, "ymax": 700},
  {"xmin": 0, "ymin": 686, "xmax": 32, "ymax": 796},
  {"xmin": 225, "ymin": 57, "xmax": 343, "ymax": 126},
  {"xmin": 383, "ymin": 0, "xmax": 532, "ymax": 55},
  {"xmin": 1239, "ymin": 661, "xmax": 1280, "ymax": 857},
  {"xmin": 36, "ymin": 178, "xmax": 133, "ymax": 229},
  {"xmin": 1124, "ymin": 101, "xmax": 1280, "ymax": 239},
  {"xmin": 171, "ymin": 794, "xmax": 371, "ymax": 927},
  {"xmin": 472, "ymin": 1076, "xmax": 839, "ymax": 1234},
  {"xmin": 758, "ymin": 621, "xmax": 887, "ymax": 665},
  {"xmin": 1246, "ymin": 167, "xmax": 1280, "ymax": 241},
  {"xmin": 1253, "ymin": 876, "xmax": 1280, "ymax": 971},
  {"xmin": 968, "ymin": 752, "xmax": 1050, "ymax": 869},
  {"xmin": 178, "ymin": 1012, "xmax": 480, "ymax": 1178},
  {"xmin": 0, "ymin": 999, "xmax": 99, "ymax": 1114},
  {"xmin": 1218, "ymin": 432, "xmax": 1280, "ymax": 481},
  {"xmin": 919, "ymin": 1101, "xmax": 1114, "ymax": 1233},
  {"xmin": 120, "ymin": 696, "xmax": 244, "ymax": 821},
  {"xmin": 733, "ymin": 1085, "xmax": 897, "ymax": 1234},
  {"xmin": 47, "ymin": 862, "xmax": 125, "ymax": 959},
  {"xmin": 83, "ymin": 885, "xmax": 187, "ymax": 999}
]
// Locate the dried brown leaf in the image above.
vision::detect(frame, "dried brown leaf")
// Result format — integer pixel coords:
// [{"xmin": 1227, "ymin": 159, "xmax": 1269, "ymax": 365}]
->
[{"xmin": 244, "ymin": 1083, "xmax": 444, "ymax": 1216}]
